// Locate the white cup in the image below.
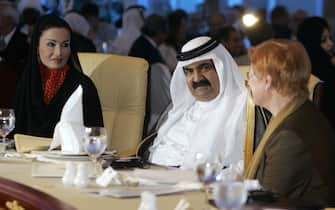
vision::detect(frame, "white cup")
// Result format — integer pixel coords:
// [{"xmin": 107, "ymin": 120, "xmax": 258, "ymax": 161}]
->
[
  {"xmin": 213, "ymin": 181, "xmax": 248, "ymax": 209},
  {"xmin": 62, "ymin": 162, "xmax": 76, "ymax": 186},
  {"xmin": 74, "ymin": 162, "xmax": 89, "ymax": 188},
  {"xmin": 0, "ymin": 142, "xmax": 6, "ymax": 153}
]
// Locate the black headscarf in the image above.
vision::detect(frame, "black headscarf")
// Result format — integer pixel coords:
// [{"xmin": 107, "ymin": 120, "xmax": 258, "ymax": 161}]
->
[
  {"xmin": 14, "ymin": 14, "xmax": 103, "ymax": 137},
  {"xmin": 297, "ymin": 17, "xmax": 335, "ymax": 131},
  {"xmin": 297, "ymin": 16, "xmax": 334, "ymax": 81}
]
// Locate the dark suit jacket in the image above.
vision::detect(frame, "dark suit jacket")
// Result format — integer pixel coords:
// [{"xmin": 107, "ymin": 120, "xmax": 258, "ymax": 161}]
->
[
  {"xmin": 72, "ymin": 32, "xmax": 96, "ymax": 53},
  {"xmin": 255, "ymin": 100, "xmax": 335, "ymax": 205},
  {"xmin": 128, "ymin": 35, "xmax": 164, "ymax": 65},
  {"xmin": 0, "ymin": 28, "xmax": 29, "ymax": 65}
]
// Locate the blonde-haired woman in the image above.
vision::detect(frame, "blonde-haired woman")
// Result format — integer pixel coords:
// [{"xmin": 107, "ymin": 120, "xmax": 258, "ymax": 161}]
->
[{"xmin": 245, "ymin": 39, "xmax": 335, "ymax": 206}]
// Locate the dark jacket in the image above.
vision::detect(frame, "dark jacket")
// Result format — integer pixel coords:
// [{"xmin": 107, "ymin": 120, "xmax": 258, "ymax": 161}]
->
[
  {"xmin": 255, "ymin": 100, "xmax": 335, "ymax": 206},
  {"xmin": 0, "ymin": 28, "xmax": 29, "ymax": 65},
  {"xmin": 129, "ymin": 35, "xmax": 164, "ymax": 65}
]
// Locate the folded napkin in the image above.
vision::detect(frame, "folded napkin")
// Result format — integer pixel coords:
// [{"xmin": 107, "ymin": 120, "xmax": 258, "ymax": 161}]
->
[
  {"xmin": 49, "ymin": 85, "xmax": 85, "ymax": 154},
  {"xmin": 14, "ymin": 134, "xmax": 51, "ymax": 153}
]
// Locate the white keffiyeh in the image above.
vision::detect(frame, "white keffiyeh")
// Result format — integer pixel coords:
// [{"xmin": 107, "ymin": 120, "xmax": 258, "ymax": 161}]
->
[{"xmin": 149, "ymin": 36, "xmax": 247, "ymax": 169}]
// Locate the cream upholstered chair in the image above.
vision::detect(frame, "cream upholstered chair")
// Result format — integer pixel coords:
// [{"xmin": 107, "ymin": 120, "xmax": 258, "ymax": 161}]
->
[
  {"xmin": 239, "ymin": 65, "xmax": 325, "ymax": 171},
  {"xmin": 78, "ymin": 53, "xmax": 149, "ymax": 157}
]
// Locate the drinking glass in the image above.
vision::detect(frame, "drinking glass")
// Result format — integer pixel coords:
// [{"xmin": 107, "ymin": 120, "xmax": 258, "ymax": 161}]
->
[
  {"xmin": 0, "ymin": 109, "xmax": 15, "ymax": 152},
  {"xmin": 213, "ymin": 181, "xmax": 248, "ymax": 210},
  {"xmin": 83, "ymin": 127, "xmax": 108, "ymax": 176},
  {"xmin": 195, "ymin": 153, "xmax": 223, "ymax": 199}
]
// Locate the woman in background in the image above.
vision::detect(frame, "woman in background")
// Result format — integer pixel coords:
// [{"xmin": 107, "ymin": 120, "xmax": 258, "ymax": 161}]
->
[
  {"xmin": 297, "ymin": 16, "xmax": 335, "ymax": 130},
  {"xmin": 246, "ymin": 39, "xmax": 335, "ymax": 205},
  {"xmin": 14, "ymin": 14, "xmax": 103, "ymax": 137}
]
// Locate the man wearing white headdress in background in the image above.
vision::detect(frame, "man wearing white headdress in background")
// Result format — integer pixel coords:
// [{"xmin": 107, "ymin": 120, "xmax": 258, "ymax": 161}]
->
[
  {"xmin": 111, "ymin": 5, "xmax": 146, "ymax": 55},
  {"xmin": 64, "ymin": 12, "xmax": 96, "ymax": 52},
  {"xmin": 149, "ymin": 36, "xmax": 247, "ymax": 169}
]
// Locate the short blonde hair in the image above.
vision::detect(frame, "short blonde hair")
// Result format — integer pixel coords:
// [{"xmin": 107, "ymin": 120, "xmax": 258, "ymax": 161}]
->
[{"xmin": 249, "ymin": 39, "xmax": 311, "ymax": 97}]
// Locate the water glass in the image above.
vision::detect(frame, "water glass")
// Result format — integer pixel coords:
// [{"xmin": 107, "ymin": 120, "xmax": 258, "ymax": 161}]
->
[
  {"xmin": 195, "ymin": 152, "xmax": 223, "ymax": 202},
  {"xmin": 196, "ymin": 162, "xmax": 222, "ymax": 185},
  {"xmin": 213, "ymin": 181, "xmax": 248, "ymax": 209},
  {"xmin": 0, "ymin": 109, "xmax": 15, "ymax": 152},
  {"xmin": 83, "ymin": 127, "xmax": 108, "ymax": 176}
]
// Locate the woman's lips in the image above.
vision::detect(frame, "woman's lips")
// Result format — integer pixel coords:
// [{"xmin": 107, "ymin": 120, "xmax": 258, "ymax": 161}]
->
[{"xmin": 51, "ymin": 58, "xmax": 62, "ymax": 63}]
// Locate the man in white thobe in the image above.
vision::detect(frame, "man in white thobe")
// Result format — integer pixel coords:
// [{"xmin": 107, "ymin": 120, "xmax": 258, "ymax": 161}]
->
[{"xmin": 149, "ymin": 36, "xmax": 248, "ymax": 169}]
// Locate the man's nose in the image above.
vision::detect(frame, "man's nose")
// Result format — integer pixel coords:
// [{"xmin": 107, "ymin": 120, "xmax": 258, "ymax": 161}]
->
[{"xmin": 192, "ymin": 70, "xmax": 202, "ymax": 82}]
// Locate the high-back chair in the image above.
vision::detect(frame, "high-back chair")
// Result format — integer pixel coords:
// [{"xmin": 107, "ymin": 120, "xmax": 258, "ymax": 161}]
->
[
  {"xmin": 239, "ymin": 65, "xmax": 325, "ymax": 171},
  {"xmin": 78, "ymin": 53, "xmax": 149, "ymax": 157}
]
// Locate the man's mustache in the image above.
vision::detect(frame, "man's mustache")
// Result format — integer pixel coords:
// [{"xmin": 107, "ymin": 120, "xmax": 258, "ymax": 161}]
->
[{"xmin": 192, "ymin": 79, "xmax": 211, "ymax": 89}]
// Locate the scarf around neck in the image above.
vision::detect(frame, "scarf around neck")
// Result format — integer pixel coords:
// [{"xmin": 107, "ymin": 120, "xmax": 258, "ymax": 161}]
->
[
  {"xmin": 39, "ymin": 64, "xmax": 69, "ymax": 104},
  {"xmin": 244, "ymin": 95, "xmax": 308, "ymax": 179}
]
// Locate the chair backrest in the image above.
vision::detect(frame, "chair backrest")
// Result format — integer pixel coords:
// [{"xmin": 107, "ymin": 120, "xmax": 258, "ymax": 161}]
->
[
  {"xmin": 78, "ymin": 53, "xmax": 149, "ymax": 157},
  {"xmin": 239, "ymin": 65, "xmax": 324, "ymax": 170}
]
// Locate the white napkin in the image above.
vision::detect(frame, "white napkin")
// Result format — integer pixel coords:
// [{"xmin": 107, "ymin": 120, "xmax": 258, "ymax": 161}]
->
[
  {"xmin": 49, "ymin": 85, "xmax": 85, "ymax": 154},
  {"xmin": 138, "ymin": 191, "xmax": 157, "ymax": 210}
]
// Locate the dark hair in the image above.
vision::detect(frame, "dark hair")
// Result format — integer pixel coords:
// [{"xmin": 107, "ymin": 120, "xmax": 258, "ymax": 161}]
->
[
  {"xmin": 80, "ymin": 2, "xmax": 99, "ymax": 18},
  {"xmin": 29, "ymin": 14, "xmax": 81, "ymax": 71},
  {"xmin": 214, "ymin": 26, "xmax": 237, "ymax": 42},
  {"xmin": 270, "ymin": 5, "xmax": 289, "ymax": 22},
  {"xmin": 166, "ymin": 9, "xmax": 188, "ymax": 49},
  {"xmin": 141, "ymin": 14, "xmax": 167, "ymax": 37},
  {"xmin": 297, "ymin": 16, "xmax": 330, "ymax": 49},
  {"xmin": 21, "ymin": 7, "xmax": 41, "ymax": 25},
  {"xmin": 167, "ymin": 9, "xmax": 188, "ymax": 36}
]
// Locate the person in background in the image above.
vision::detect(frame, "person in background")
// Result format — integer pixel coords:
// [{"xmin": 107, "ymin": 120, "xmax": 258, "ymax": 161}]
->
[
  {"xmin": 290, "ymin": 9, "xmax": 308, "ymax": 39},
  {"xmin": 17, "ymin": 0, "xmax": 43, "ymax": 43},
  {"xmin": 186, "ymin": 12, "xmax": 204, "ymax": 40},
  {"xmin": 207, "ymin": 12, "xmax": 225, "ymax": 37},
  {"xmin": 64, "ymin": 11, "xmax": 96, "ymax": 52},
  {"xmin": 159, "ymin": 9, "xmax": 188, "ymax": 72},
  {"xmin": 129, "ymin": 14, "xmax": 171, "ymax": 137},
  {"xmin": 0, "ymin": 1, "xmax": 29, "ymax": 64},
  {"xmin": 40, "ymin": 0, "xmax": 60, "ymax": 16},
  {"xmin": 14, "ymin": 14, "xmax": 103, "ymax": 138},
  {"xmin": 214, "ymin": 26, "xmax": 249, "ymax": 65},
  {"xmin": 149, "ymin": 36, "xmax": 247, "ymax": 169},
  {"xmin": 19, "ymin": 7, "xmax": 41, "ymax": 44},
  {"xmin": 80, "ymin": 2, "xmax": 117, "ymax": 52},
  {"xmin": 297, "ymin": 16, "xmax": 335, "ymax": 130},
  {"xmin": 246, "ymin": 39, "xmax": 335, "ymax": 205},
  {"xmin": 244, "ymin": 9, "xmax": 273, "ymax": 46},
  {"xmin": 111, "ymin": 5, "xmax": 146, "ymax": 55},
  {"xmin": 270, "ymin": 5, "xmax": 292, "ymax": 39}
]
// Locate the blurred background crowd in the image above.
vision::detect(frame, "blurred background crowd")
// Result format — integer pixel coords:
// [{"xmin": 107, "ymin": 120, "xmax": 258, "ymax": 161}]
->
[
  {"xmin": 1, "ymin": 0, "xmax": 335, "ymax": 127},
  {"xmin": 1, "ymin": 0, "xmax": 334, "ymax": 67}
]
